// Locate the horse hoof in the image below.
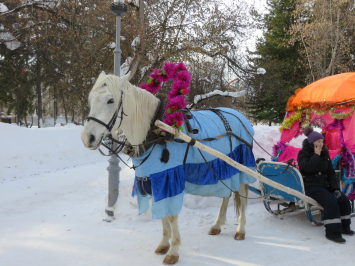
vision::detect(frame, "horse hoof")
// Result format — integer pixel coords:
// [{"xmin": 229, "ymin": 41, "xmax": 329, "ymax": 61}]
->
[
  {"xmin": 234, "ymin": 232, "xmax": 245, "ymax": 240},
  {"xmin": 163, "ymin": 255, "xmax": 179, "ymax": 265},
  {"xmin": 208, "ymin": 228, "xmax": 221, "ymax": 235},
  {"xmin": 155, "ymin": 245, "xmax": 170, "ymax": 255}
]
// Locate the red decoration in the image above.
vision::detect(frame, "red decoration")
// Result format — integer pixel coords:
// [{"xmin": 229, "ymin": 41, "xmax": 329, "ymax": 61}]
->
[{"xmin": 176, "ymin": 121, "xmax": 183, "ymax": 127}]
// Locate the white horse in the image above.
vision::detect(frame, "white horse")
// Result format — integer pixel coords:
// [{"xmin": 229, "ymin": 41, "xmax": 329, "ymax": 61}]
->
[{"xmin": 81, "ymin": 73, "xmax": 250, "ymax": 265}]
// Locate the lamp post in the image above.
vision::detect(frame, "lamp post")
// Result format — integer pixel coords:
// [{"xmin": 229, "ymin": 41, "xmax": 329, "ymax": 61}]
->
[
  {"xmin": 104, "ymin": 0, "xmax": 127, "ymax": 222},
  {"xmin": 111, "ymin": 1, "xmax": 127, "ymax": 75}
]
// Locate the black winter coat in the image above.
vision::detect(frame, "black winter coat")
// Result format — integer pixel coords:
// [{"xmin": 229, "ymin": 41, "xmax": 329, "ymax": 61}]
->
[{"xmin": 297, "ymin": 139, "xmax": 340, "ymax": 192}]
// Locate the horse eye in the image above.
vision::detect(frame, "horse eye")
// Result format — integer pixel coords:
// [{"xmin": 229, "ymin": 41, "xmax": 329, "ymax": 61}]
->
[
  {"xmin": 107, "ymin": 99, "xmax": 114, "ymax": 104},
  {"xmin": 103, "ymin": 83, "xmax": 107, "ymax": 87}
]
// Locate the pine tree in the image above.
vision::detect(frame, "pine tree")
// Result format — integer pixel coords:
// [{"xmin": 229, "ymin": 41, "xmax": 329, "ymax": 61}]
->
[
  {"xmin": 247, "ymin": 0, "xmax": 306, "ymax": 124},
  {"xmin": 0, "ymin": 44, "xmax": 35, "ymax": 125}
]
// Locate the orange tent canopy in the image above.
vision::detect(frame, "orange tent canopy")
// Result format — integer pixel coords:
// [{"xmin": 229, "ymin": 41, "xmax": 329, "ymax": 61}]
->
[{"xmin": 287, "ymin": 72, "xmax": 355, "ymax": 111}]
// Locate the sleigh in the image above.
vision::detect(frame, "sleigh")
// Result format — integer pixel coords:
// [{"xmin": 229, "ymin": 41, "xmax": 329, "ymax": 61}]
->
[
  {"xmin": 249, "ymin": 159, "xmax": 355, "ymax": 225},
  {"xmin": 252, "ymin": 73, "xmax": 355, "ymax": 224},
  {"xmin": 249, "ymin": 161, "xmax": 326, "ymax": 225}
]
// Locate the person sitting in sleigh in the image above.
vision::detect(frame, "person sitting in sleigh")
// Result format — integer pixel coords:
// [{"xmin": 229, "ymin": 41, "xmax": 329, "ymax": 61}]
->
[{"xmin": 297, "ymin": 126, "xmax": 354, "ymax": 244}]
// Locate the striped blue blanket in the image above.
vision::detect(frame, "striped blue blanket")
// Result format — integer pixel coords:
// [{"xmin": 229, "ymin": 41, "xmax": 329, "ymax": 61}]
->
[{"xmin": 132, "ymin": 108, "xmax": 256, "ymax": 218}]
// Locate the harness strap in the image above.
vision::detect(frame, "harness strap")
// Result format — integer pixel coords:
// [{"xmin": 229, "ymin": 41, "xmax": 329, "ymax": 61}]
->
[
  {"xmin": 174, "ymin": 132, "xmax": 252, "ymax": 150},
  {"xmin": 210, "ymin": 109, "xmax": 233, "ymax": 153},
  {"xmin": 184, "ymin": 119, "xmax": 193, "ymax": 133},
  {"xmin": 182, "ymin": 137, "xmax": 201, "ymax": 165},
  {"xmin": 188, "ymin": 138, "xmax": 196, "ymax": 146},
  {"xmin": 86, "ymin": 91, "xmax": 124, "ymax": 131},
  {"xmin": 86, "ymin": 116, "xmax": 113, "ymax": 130},
  {"xmin": 217, "ymin": 109, "xmax": 275, "ymax": 157},
  {"xmin": 183, "ymin": 144, "xmax": 190, "ymax": 166}
]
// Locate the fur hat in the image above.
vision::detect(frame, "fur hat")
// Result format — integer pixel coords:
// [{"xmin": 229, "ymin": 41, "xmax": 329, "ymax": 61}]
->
[{"xmin": 303, "ymin": 126, "xmax": 324, "ymax": 144}]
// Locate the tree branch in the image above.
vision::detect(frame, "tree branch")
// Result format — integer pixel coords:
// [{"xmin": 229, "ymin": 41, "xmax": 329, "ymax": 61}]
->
[{"xmin": 0, "ymin": 2, "xmax": 71, "ymax": 26}]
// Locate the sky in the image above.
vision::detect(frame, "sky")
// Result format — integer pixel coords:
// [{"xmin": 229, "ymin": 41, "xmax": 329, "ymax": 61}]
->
[{"xmin": 245, "ymin": 0, "xmax": 269, "ymax": 51}]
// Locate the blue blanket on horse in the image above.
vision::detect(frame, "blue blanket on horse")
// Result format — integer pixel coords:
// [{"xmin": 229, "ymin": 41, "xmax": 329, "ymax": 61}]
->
[{"xmin": 132, "ymin": 108, "xmax": 256, "ymax": 218}]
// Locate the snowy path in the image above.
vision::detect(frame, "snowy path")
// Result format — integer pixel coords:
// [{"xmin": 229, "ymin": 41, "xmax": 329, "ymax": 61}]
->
[{"xmin": 1, "ymin": 160, "xmax": 353, "ymax": 266}]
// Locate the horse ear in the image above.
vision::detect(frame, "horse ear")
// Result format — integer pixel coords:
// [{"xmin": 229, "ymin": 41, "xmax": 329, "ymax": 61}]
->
[
  {"xmin": 98, "ymin": 71, "xmax": 106, "ymax": 78},
  {"xmin": 119, "ymin": 71, "xmax": 131, "ymax": 84}
]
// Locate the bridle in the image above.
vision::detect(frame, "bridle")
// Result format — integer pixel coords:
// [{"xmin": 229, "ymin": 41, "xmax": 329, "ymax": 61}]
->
[{"xmin": 86, "ymin": 90, "xmax": 127, "ymax": 133}]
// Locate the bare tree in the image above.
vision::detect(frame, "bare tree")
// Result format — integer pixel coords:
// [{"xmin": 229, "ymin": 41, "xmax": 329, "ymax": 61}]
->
[{"xmin": 289, "ymin": 0, "xmax": 355, "ymax": 81}]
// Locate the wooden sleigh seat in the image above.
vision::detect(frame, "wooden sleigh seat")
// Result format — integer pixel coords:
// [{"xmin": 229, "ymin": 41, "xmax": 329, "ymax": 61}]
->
[{"xmin": 252, "ymin": 161, "xmax": 324, "ymax": 225}]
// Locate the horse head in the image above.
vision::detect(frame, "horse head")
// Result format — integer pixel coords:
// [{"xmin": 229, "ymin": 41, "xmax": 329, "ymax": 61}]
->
[{"xmin": 81, "ymin": 72, "xmax": 130, "ymax": 149}]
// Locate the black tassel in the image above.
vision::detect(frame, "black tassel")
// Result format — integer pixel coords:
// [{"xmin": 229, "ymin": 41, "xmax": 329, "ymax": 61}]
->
[{"xmin": 161, "ymin": 147, "xmax": 170, "ymax": 163}]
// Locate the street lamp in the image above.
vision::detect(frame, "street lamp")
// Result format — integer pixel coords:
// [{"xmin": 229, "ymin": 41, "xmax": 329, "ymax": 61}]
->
[
  {"xmin": 111, "ymin": 0, "xmax": 127, "ymax": 76},
  {"xmin": 104, "ymin": 0, "xmax": 127, "ymax": 222}
]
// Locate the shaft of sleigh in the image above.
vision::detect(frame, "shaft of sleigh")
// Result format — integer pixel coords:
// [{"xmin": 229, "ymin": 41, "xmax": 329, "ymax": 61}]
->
[{"xmin": 154, "ymin": 120, "xmax": 323, "ymax": 210}]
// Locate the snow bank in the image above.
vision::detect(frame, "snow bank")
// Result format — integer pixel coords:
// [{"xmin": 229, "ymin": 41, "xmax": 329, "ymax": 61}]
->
[
  {"xmin": 0, "ymin": 122, "xmax": 108, "ymax": 179},
  {"xmin": 253, "ymin": 125, "xmax": 306, "ymax": 160}
]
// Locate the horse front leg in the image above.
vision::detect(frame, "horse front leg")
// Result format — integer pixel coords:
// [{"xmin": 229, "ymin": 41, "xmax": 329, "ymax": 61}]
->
[
  {"xmin": 163, "ymin": 215, "xmax": 180, "ymax": 265},
  {"xmin": 209, "ymin": 196, "xmax": 230, "ymax": 235},
  {"xmin": 155, "ymin": 216, "xmax": 171, "ymax": 255},
  {"xmin": 235, "ymin": 184, "xmax": 248, "ymax": 240}
]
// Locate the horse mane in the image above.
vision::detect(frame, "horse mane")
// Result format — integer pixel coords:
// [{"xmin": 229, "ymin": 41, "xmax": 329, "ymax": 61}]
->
[{"xmin": 91, "ymin": 74, "xmax": 160, "ymax": 152}]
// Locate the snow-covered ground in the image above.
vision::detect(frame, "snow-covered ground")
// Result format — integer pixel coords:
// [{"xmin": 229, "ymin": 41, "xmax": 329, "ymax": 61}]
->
[{"xmin": 0, "ymin": 122, "xmax": 353, "ymax": 266}]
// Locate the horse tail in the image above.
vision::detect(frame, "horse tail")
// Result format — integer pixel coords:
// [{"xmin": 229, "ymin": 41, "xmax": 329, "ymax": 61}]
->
[
  {"xmin": 233, "ymin": 187, "xmax": 248, "ymax": 216},
  {"xmin": 233, "ymin": 192, "xmax": 241, "ymax": 216}
]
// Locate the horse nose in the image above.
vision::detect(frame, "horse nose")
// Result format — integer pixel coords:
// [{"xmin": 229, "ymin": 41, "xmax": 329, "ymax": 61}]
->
[{"xmin": 89, "ymin": 134, "xmax": 96, "ymax": 144}]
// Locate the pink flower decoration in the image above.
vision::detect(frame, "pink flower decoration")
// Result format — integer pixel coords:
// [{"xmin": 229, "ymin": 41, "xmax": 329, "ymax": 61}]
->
[
  {"xmin": 151, "ymin": 69, "xmax": 170, "ymax": 83},
  {"xmin": 140, "ymin": 83, "xmax": 161, "ymax": 94},
  {"xmin": 166, "ymin": 96, "xmax": 186, "ymax": 110},
  {"xmin": 176, "ymin": 70, "xmax": 192, "ymax": 84},
  {"xmin": 164, "ymin": 112, "xmax": 185, "ymax": 126},
  {"xmin": 175, "ymin": 62, "xmax": 188, "ymax": 72},
  {"xmin": 140, "ymin": 62, "xmax": 192, "ymax": 130},
  {"xmin": 164, "ymin": 62, "xmax": 178, "ymax": 79}
]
